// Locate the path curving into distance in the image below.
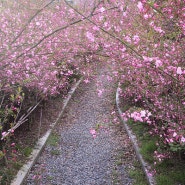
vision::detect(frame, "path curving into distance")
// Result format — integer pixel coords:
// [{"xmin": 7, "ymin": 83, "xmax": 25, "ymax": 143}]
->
[{"xmin": 25, "ymin": 65, "xmax": 136, "ymax": 185}]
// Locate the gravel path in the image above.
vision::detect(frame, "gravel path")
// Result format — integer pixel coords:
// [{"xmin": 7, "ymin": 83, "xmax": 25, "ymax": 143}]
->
[{"xmin": 25, "ymin": 66, "xmax": 136, "ymax": 185}]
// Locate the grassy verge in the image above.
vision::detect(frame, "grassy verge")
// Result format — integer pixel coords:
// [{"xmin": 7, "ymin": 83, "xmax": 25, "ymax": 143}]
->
[{"xmin": 121, "ymin": 104, "xmax": 185, "ymax": 185}]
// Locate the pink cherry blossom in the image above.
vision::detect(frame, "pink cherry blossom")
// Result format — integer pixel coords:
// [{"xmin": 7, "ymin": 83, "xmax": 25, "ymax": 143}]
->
[
  {"xmin": 86, "ymin": 32, "xmax": 95, "ymax": 42},
  {"xmin": 137, "ymin": 2, "xmax": 144, "ymax": 12},
  {"xmin": 99, "ymin": 7, "xmax": 105, "ymax": 13},
  {"xmin": 97, "ymin": 89, "xmax": 104, "ymax": 97},
  {"xmin": 181, "ymin": 137, "xmax": 185, "ymax": 143},
  {"xmin": 177, "ymin": 67, "xmax": 182, "ymax": 75},
  {"xmin": 173, "ymin": 132, "xmax": 177, "ymax": 137}
]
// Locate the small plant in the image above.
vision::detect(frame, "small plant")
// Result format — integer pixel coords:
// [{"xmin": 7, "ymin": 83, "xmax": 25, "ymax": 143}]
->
[
  {"xmin": 115, "ymin": 159, "xmax": 122, "ymax": 166},
  {"xmin": 111, "ymin": 168, "xmax": 120, "ymax": 185},
  {"xmin": 50, "ymin": 149, "xmax": 60, "ymax": 156},
  {"xmin": 23, "ymin": 147, "xmax": 32, "ymax": 157},
  {"xmin": 47, "ymin": 132, "xmax": 60, "ymax": 147}
]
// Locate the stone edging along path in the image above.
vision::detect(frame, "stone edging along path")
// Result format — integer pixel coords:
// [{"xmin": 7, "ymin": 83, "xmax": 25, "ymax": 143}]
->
[
  {"xmin": 116, "ymin": 83, "xmax": 156, "ymax": 185},
  {"xmin": 11, "ymin": 77, "xmax": 83, "ymax": 185}
]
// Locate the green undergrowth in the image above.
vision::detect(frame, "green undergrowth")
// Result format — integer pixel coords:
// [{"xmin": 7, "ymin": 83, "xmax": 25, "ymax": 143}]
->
[
  {"xmin": 121, "ymin": 102, "xmax": 185, "ymax": 185},
  {"xmin": 0, "ymin": 119, "xmax": 60, "ymax": 185},
  {"xmin": 0, "ymin": 144, "xmax": 33, "ymax": 185},
  {"xmin": 155, "ymin": 158, "xmax": 185, "ymax": 185},
  {"xmin": 47, "ymin": 132, "xmax": 61, "ymax": 157}
]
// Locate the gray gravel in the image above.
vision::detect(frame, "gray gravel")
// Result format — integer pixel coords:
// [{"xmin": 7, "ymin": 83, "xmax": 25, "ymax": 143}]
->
[{"xmin": 25, "ymin": 66, "xmax": 136, "ymax": 185}]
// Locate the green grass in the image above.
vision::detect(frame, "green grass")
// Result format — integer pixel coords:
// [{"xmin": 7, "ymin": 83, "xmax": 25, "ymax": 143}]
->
[
  {"xmin": 140, "ymin": 140, "xmax": 157, "ymax": 163},
  {"xmin": 0, "ymin": 161, "xmax": 23, "ymax": 185},
  {"xmin": 129, "ymin": 170, "xmax": 148, "ymax": 185},
  {"xmin": 50, "ymin": 149, "xmax": 60, "ymax": 155},
  {"xmin": 12, "ymin": 161, "xmax": 23, "ymax": 170},
  {"xmin": 129, "ymin": 161, "xmax": 148, "ymax": 185},
  {"xmin": 23, "ymin": 147, "xmax": 32, "ymax": 157},
  {"xmin": 15, "ymin": 143, "xmax": 33, "ymax": 157},
  {"xmin": 156, "ymin": 174, "xmax": 174, "ymax": 185},
  {"xmin": 0, "ymin": 143, "xmax": 33, "ymax": 184},
  {"xmin": 0, "ymin": 167, "xmax": 14, "ymax": 185},
  {"xmin": 155, "ymin": 159, "xmax": 185, "ymax": 185},
  {"xmin": 127, "ymin": 119, "xmax": 157, "ymax": 163},
  {"xmin": 0, "ymin": 131, "xmax": 60, "ymax": 184},
  {"xmin": 111, "ymin": 169, "xmax": 120, "ymax": 185},
  {"xmin": 47, "ymin": 175, "xmax": 54, "ymax": 181},
  {"xmin": 115, "ymin": 159, "xmax": 122, "ymax": 166},
  {"xmin": 47, "ymin": 132, "xmax": 60, "ymax": 146}
]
